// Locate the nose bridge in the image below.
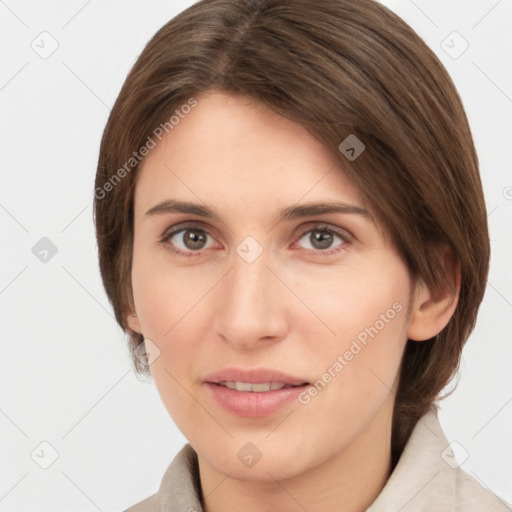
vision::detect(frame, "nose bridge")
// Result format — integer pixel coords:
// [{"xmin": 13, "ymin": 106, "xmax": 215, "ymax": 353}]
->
[{"xmin": 214, "ymin": 244, "xmax": 286, "ymax": 346}]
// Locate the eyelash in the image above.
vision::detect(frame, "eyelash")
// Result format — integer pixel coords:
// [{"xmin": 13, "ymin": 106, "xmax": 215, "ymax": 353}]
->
[{"xmin": 159, "ymin": 222, "xmax": 352, "ymax": 258}]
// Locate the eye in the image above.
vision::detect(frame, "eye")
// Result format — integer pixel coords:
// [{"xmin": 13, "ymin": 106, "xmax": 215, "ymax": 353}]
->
[
  {"xmin": 160, "ymin": 222, "xmax": 351, "ymax": 258},
  {"xmin": 160, "ymin": 223, "xmax": 217, "ymax": 257},
  {"xmin": 294, "ymin": 224, "xmax": 350, "ymax": 255}
]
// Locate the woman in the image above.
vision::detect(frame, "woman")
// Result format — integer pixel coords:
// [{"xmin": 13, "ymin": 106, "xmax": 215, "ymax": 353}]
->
[{"xmin": 94, "ymin": 0, "xmax": 508, "ymax": 510}]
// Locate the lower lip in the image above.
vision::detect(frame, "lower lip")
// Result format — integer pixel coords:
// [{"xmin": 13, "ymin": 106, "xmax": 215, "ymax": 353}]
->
[{"xmin": 204, "ymin": 383, "xmax": 308, "ymax": 417}]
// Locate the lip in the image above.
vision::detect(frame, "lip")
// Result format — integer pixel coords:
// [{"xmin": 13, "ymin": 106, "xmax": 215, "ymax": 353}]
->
[
  {"xmin": 204, "ymin": 367, "xmax": 309, "ymax": 386},
  {"xmin": 203, "ymin": 367, "xmax": 310, "ymax": 417}
]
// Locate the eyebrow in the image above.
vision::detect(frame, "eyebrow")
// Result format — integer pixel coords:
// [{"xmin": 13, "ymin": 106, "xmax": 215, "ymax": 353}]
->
[{"xmin": 145, "ymin": 199, "xmax": 372, "ymax": 223}]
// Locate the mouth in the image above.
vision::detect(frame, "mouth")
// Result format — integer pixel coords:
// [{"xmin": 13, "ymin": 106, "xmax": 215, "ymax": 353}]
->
[
  {"xmin": 204, "ymin": 367, "xmax": 310, "ymax": 388},
  {"xmin": 203, "ymin": 368, "xmax": 310, "ymax": 417},
  {"xmin": 212, "ymin": 381, "xmax": 308, "ymax": 392}
]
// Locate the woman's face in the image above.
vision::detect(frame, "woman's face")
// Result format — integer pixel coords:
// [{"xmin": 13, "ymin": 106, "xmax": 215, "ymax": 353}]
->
[{"xmin": 128, "ymin": 91, "xmax": 419, "ymax": 481}]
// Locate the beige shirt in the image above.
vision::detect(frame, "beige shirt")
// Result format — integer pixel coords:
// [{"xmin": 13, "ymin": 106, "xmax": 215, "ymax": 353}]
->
[{"xmin": 125, "ymin": 405, "xmax": 509, "ymax": 511}]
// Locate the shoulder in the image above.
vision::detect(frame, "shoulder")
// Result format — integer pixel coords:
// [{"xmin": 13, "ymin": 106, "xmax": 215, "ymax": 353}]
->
[
  {"xmin": 120, "ymin": 444, "xmax": 203, "ymax": 512},
  {"xmin": 368, "ymin": 405, "xmax": 509, "ymax": 511},
  {"xmin": 453, "ymin": 468, "xmax": 510, "ymax": 511},
  {"xmin": 123, "ymin": 493, "xmax": 160, "ymax": 512}
]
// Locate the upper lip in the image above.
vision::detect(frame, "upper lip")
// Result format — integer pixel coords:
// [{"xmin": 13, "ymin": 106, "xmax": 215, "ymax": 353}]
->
[{"xmin": 204, "ymin": 367, "xmax": 309, "ymax": 386}]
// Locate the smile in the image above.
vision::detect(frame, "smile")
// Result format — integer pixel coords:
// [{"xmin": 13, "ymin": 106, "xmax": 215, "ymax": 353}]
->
[{"xmin": 217, "ymin": 381, "xmax": 303, "ymax": 392}]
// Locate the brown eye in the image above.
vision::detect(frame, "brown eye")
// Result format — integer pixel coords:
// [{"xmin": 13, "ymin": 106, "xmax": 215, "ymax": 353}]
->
[
  {"xmin": 161, "ymin": 225, "xmax": 215, "ymax": 255},
  {"xmin": 180, "ymin": 229, "xmax": 208, "ymax": 250},
  {"xmin": 295, "ymin": 225, "xmax": 349, "ymax": 254},
  {"xmin": 309, "ymin": 230, "xmax": 335, "ymax": 250}
]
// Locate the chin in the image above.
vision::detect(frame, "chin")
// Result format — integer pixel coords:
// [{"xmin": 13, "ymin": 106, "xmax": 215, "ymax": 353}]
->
[{"xmin": 197, "ymin": 436, "xmax": 316, "ymax": 482}]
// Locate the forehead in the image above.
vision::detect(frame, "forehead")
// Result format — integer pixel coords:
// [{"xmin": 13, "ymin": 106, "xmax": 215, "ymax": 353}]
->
[{"xmin": 134, "ymin": 91, "xmax": 366, "ymax": 219}]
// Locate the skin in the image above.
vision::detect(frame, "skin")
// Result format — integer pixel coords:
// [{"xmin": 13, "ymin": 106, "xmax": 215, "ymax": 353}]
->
[{"xmin": 127, "ymin": 91, "xmax": 459, "ymax": 512}]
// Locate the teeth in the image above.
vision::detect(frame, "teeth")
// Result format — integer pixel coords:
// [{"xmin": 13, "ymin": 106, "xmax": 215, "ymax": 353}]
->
[
  {"xmin": 236, "ymin": 382, "xmax": 253, "ymax": 392},
  {"xmin": 220, "ymin": 381, "xmax": 289, "ymax": 392}
]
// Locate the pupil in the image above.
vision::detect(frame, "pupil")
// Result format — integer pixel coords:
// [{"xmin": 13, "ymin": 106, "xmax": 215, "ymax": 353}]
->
[{"xmin": 312, "ymin": 230, "xmax": 332, "ymax": 249}]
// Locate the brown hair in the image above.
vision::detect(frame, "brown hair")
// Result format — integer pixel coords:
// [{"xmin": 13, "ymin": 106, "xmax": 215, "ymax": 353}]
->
[{"xmin": 94, "ymin": 0, "xmax": 489, "ymax": 466}]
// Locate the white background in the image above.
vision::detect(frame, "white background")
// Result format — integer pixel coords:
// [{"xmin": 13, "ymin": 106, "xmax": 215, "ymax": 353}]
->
[{"xmin": 1, "ymin": 1, "xmax": 511, "ymax": 510}]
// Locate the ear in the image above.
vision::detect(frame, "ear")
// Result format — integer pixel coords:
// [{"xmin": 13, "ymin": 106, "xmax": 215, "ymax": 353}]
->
[
  {"xmin": 124, "ymin": 306, "xmax": 143, "ymax": 336},
  {"xmin": 408, "ymin": 246, "xmax": 461, "ymax": 342}
]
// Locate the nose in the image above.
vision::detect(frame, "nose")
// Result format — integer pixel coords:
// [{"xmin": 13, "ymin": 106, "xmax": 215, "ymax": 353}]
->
[{"xmin": 213, "ymin": 246, "xmax": 289, "ymax": 350}]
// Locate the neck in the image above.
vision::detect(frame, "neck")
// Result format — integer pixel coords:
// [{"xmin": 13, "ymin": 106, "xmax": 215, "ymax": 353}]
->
[{"xmin": 198, "ymin": 400, "xmax": 394, "ymax": 512}]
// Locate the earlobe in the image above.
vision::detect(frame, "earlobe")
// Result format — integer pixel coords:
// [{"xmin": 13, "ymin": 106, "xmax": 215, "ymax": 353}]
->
[
  {"xmin": 407, "ymin": 248, "xmax": 461, "ymax": 342},
  {"xmin": 125, "ymin": 310, "xmax": 143, "ymax": 335}
]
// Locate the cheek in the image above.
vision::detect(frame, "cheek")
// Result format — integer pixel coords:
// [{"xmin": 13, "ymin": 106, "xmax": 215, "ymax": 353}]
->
[
  {"xmin": 295, "ymin": 258, "xmax": 411, "ymax": 397},
  {"xmin": 133, "ymin": 268, "xmax": 204, "ymax": 371},
  {"xmin": 131, "ymin": 241, "xmax": 206, "ymax": 335},
  {"xmin": 130, "ymin": 249, "xmax": 213, "ymax": 417},
  {"xmin": 294, "ymin": 257, "xmax": 410, "ymax": 349}
]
